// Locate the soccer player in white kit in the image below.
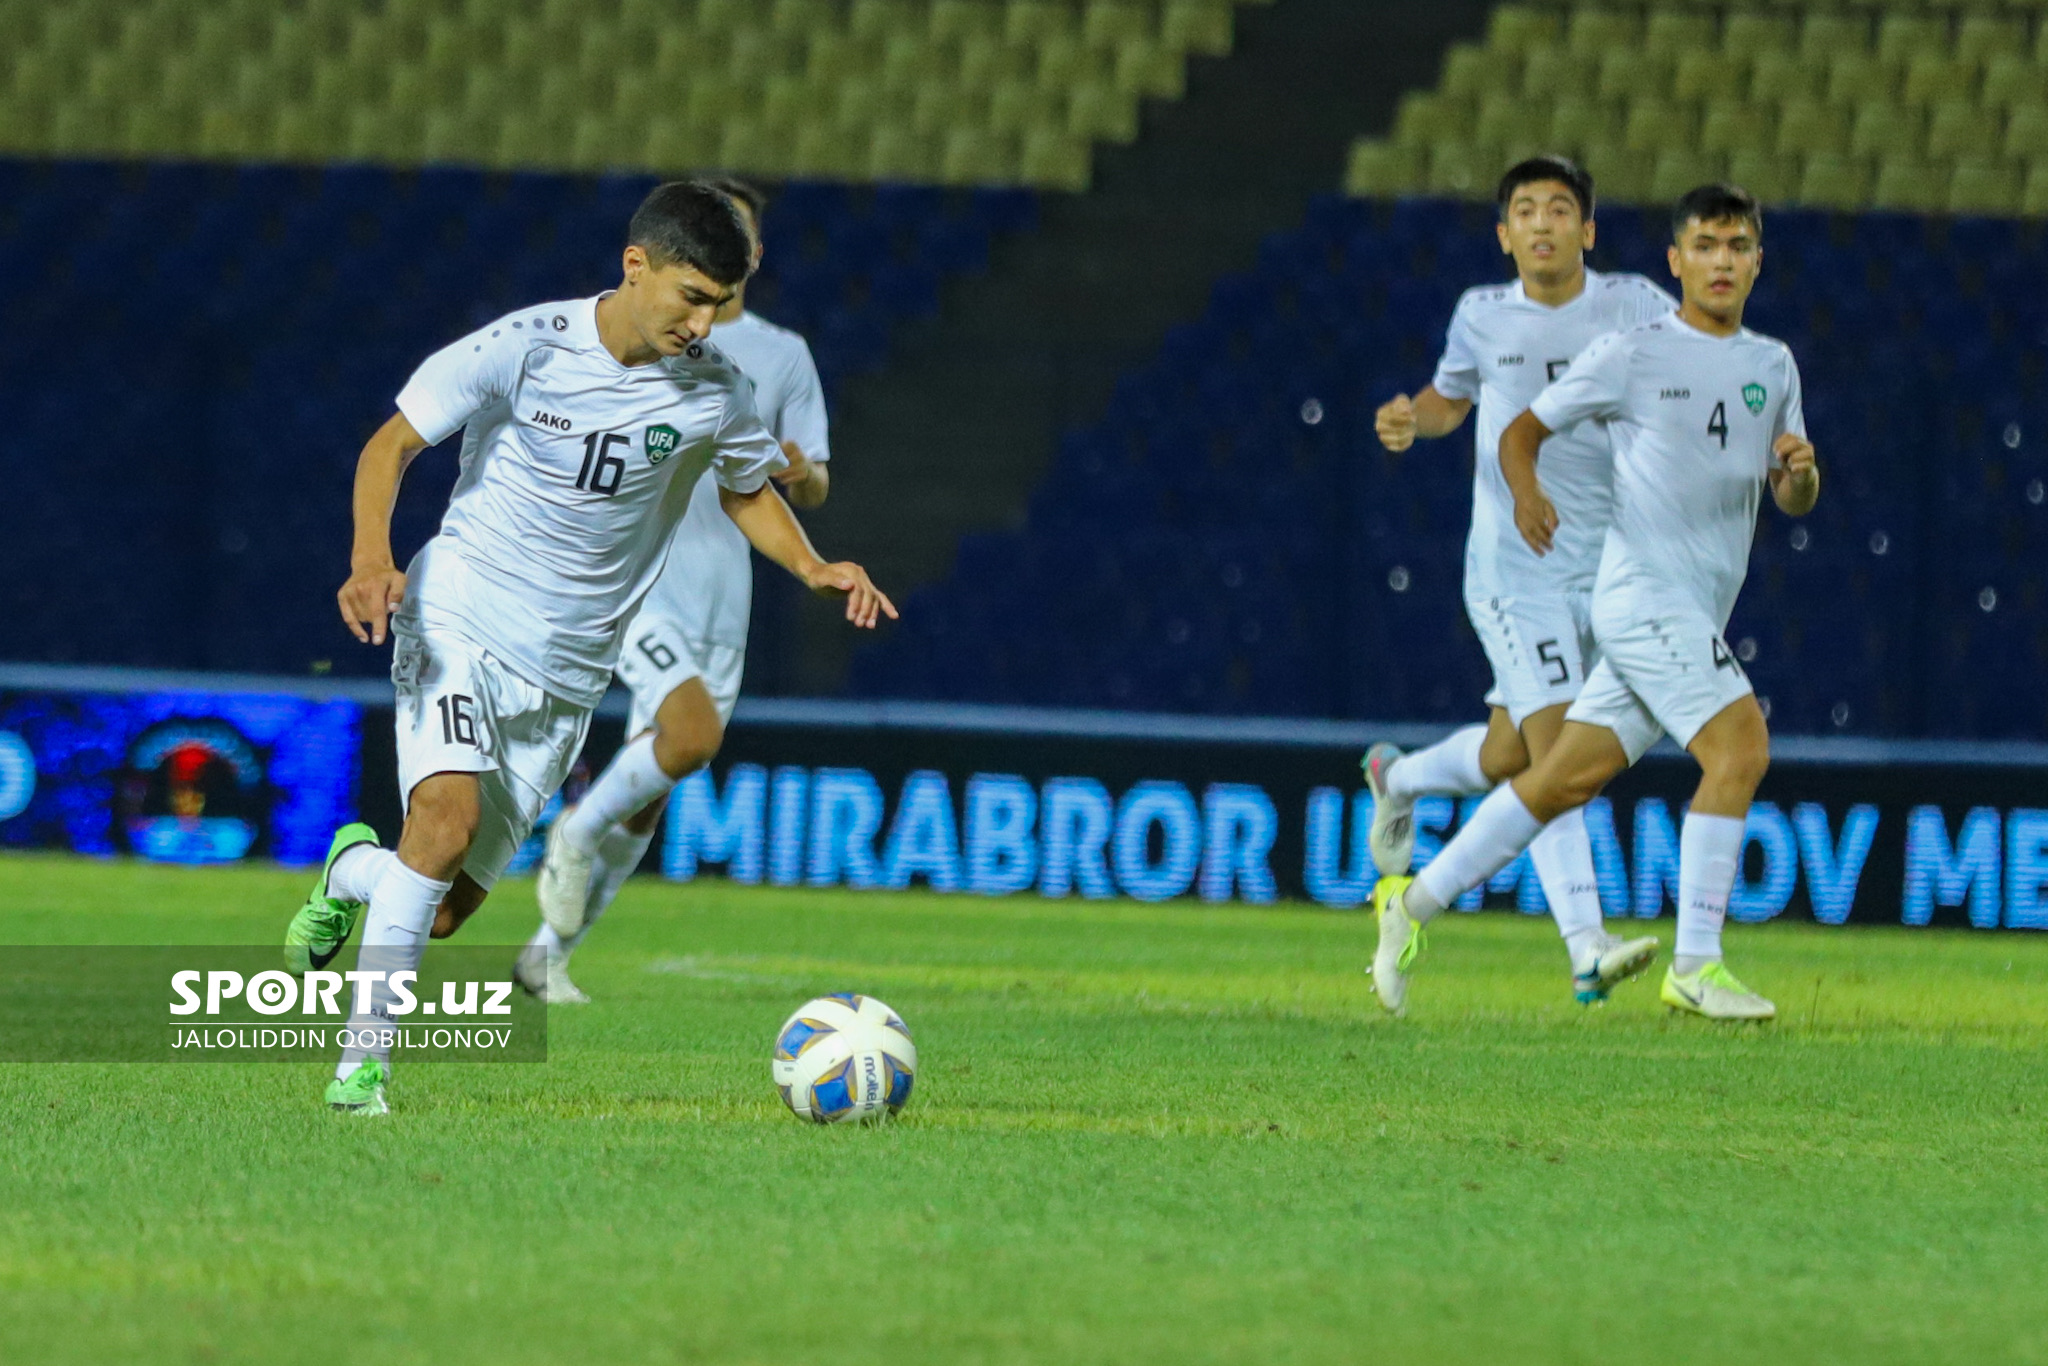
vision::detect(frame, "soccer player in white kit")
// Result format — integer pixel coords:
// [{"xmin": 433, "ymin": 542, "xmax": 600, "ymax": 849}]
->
[
  {"xmin": 522, "ymin": 178, "xmax": 830, "ymax": 1003},
  {"xmin": 1367, "ymin": 157, "xmax": 1672, "ymax": 1006},
  {"xmin": 1373, "ymin": 184, "xmax": 1819, "ymax": 1022},
  {"xmin": 282, "ymin": 183, "xmax": 895, "ymax": 1113}
]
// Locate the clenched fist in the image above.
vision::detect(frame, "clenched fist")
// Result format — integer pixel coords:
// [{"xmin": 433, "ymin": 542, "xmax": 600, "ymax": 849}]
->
[{"xmin": 1375, "ymin": 394, "xmax": 1419, "ymax": 452}]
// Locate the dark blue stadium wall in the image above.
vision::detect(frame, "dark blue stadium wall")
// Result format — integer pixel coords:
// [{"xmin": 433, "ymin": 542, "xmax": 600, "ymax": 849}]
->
[
  {"xmin": 855, "ymin": 196, "xmax": 2048, "ymax": 741},
  {"xmin": 4, "ymin": 156, "xmax": 2043, "ymax": 739},
  {"xmin": 0, "ymin": 157, "xmax": 1030, "ymax": 687}
]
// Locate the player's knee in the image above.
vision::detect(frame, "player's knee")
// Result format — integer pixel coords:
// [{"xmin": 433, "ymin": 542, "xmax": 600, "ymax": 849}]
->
[
  {"xmin": 651, "ymin": 719, "xmax": 721, "ymax": 779},
  {"xmin": 405, "ymin": 778, "xmax": 481, "ymax": 861},
  {"xmin": 1478, "ymin": 736, "xmax": 1528, "ymax": 784},
  {"xmin": 1703, "ymin": 732, "xmax": 1770, "ymax": 792}
]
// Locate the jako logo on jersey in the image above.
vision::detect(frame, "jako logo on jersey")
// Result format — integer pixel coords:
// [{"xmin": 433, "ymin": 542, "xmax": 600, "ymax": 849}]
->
[
  {"xmin": 1743, "ymin": 382, "xmax": 1767, "ymax": 415},
  {"xmin": 1659, "ymin": 388, "xmax": 1691, "ymax": 400},
  {"xmin": 1496, "ymin": 354, "xmax": 1524, "ymax": 366},
  {"xmin": 644, "ymin": 424, "xmax": 682, "ymax": 464},
  {"xmin": 530, "ymin": 410, "xmax": 571, "ymax": 431}
]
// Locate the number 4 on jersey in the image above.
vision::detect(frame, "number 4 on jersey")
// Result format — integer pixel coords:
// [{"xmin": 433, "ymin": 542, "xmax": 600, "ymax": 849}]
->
[{"xmin": 1707, "ymin": 401, "xmax": 1728, "ymax": 449}]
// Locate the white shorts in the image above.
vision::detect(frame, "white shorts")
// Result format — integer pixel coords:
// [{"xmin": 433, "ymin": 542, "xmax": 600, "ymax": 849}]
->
[
  {"xmin": 615, "ymin": 612, "xmax": 744, "ymax": 736},
  {"xmin": 1467, "ymin": 590, "xmax": 1597, "ymax": 726},
  {"xmin": 392, "ymin": 626, "xmax": 592, "ymax": 890},
  {"xmin": 1565, "ymin": 602, "xmax": 1756, "ymax": 763}
]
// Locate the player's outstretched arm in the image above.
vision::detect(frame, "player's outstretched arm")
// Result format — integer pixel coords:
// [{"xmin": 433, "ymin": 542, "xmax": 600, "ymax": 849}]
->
[
  {"xmin": 1374, "ymin": 386, "xmax": 1472, "ymax": 453},
  {"xmin": 1499, "ymin": 408, "xmax": 1560, "ymax": 555},
  {"xmin": 719, "ymin": 483, "xmax": 897, "ymax": 629},
  {"xmin": 769, "ymin": 441, "xmax": 830, "ymax": 509},
  {"xmin": 1769, "ymin": 433, "xmax": 1820, "ymax": 516},
  {"xmin": 337, "ymin": 412, "xmax": 432, "ymax": 646}
]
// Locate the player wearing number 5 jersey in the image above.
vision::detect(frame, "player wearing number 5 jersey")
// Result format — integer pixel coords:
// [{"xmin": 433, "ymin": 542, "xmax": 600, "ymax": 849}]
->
[
  {"xmin": 1374, "ymin": 184, "xmax": 1818, "ymax": 1023},
  {"xmin": 282, "ymin": 182, "xmax": 896, "ymax": 1115},
  {"xmin": 1367, "ymin": 157, "xmax": 1671, "ymax": 1006},
  {"xmin": 525, "ymin": 178, "xmax": 833, "ymax": 1004}
]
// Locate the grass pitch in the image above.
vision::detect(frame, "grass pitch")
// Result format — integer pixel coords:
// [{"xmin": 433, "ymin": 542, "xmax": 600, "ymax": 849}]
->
[{"xmin": 2, "ymin": 853, "xmax": 2045, "ymax": 1366}]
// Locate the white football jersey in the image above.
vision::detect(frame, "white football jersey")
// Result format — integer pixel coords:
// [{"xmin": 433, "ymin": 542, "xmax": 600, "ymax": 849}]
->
[
  {"xmin": 1528, "ymin": 314, "xmax": 1806, "ymax": 629},
  {"xmin": 636, "ymin": 310, "xmax": 830, "ymax": 648},
  {"xmin": 1431, "ymin": 269, "xmax": 1675, "ymax": 597},
  {"xmin": 392, "ymin": 296, "xmax": 782, "ymax": 708}
]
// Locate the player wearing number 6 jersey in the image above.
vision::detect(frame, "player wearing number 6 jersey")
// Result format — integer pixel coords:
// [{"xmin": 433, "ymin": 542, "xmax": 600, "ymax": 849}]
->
[
  {"xmin": 1373, "ymin": 184, "xmax": 1818, "ymax": 1022},
  {"xmin": 524, "ymin": 178, "xmax": 833, "ymax": 1004},
  {"xmin": 283, "ymin": 182, "xmax": 896, "ymax": 1114},
  {"xmin": 1368, "ymin": 156, "xmax": 1671, "ymax": 1005}
]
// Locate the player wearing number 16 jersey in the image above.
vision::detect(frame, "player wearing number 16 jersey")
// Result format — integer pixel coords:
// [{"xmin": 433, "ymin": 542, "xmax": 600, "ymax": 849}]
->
[
  {"xmin": 525, "ymin": 178, "xmax": 834, "ymax": 1003},
  {"xmin": 282, "ymin": 182, "xmax": 896, "ymax": 1114},
  {"xmin": 1374, "ymin": 184, "xmax": 1819, "ymax": 1023},
  {"xmin": 1368, "ymin": 156, "xmax": 1671, "ymax": 1006}
]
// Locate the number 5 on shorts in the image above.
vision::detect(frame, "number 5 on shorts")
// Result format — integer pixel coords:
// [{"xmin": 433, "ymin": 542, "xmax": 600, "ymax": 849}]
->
[{"xmin": 1535, "ymin": 639, "xmax": 1570, "ymax": 686}]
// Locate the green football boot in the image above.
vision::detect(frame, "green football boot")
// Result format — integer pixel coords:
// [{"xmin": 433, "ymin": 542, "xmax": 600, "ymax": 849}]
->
[
  {"xmin": 325, "ymin": 1057, "xmax": 389, "ymax": 1115},
  {"xmin": 284, "ymin": 823, "xmax": 381, "ymax": 973}
]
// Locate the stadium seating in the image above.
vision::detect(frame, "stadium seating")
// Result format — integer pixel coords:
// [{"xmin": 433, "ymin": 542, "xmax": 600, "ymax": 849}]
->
[
  {"xmin": 0, "ymin": 156, "xmax": 1035, "ymax": 676},
  {"xmin": 854, "ymin": 195, "xmax": 2048, "ymax": 740},
  {"xmin": 0, "ymin": 0, "xmax": 1261, "ymax": 192},
  {"xmin": 1347, "ymin": 3, "xmax": 2048, "ymax": 216}
]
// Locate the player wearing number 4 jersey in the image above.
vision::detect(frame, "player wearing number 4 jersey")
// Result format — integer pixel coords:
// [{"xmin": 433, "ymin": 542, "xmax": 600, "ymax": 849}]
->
[
  {"xmin": 285, "ymin": 182, "xmax": 895, "ymax": 1115},
  {"xmin": 524, "ymin": 179, "xmax": 832, "ymax": 1005},
  {"xmin": 1369, "ymin": 156, "xmax": 1669, "ymax": 1006},
  {"xmin": 1374, "ymin": 184, "xmax": 1818, "ymax": 1023}
]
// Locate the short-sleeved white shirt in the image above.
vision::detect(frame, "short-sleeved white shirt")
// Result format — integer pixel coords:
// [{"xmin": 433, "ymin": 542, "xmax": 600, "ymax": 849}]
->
[
  {"xmin": 392, "ymin": 295, "xmax": 782, "ymax": 708},
  {"xmin": 1528, "ymin": 314, "xmax": 1806, "ymax": 629},
  {"xmin": 636, "ymin": 310, "xmax": 830, "ymax": 648},
  {"xmin": 1431, "ymin": 270, "xmax": 1675, "ymax": 598}
]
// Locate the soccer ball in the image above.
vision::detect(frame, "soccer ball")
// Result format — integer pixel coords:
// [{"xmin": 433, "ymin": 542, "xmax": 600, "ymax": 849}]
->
[{"xmin": 771, "ymin": 993, "xmax": 917, "ymax": 1124}]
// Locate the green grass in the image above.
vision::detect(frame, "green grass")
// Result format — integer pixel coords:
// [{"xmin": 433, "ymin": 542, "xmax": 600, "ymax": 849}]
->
[{"xmin": 3, "ymin": 851, "xmax": 2046, "ymax": 1365}]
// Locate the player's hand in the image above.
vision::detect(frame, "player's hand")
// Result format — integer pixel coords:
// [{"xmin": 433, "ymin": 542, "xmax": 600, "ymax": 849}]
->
[
  {"xmin": 1375, "ymin": 394, "xmax": 1418, "ymax": 452},
  {"xmin": 1775, "ymin": 432, "xmax": 1817, "ymax": 483},
  {"xmin": 1513, "ymin": 486, "xmax": 1559, "ymax": 556},
  {"xmin": 802, "ymin": 561, "xmax": 898, "ymax": 629},
  {"xmin": 338, "ymin": 566, "xmax": 407, "ymax": 645},
  {"xmin": 770, "ymin": 440, "xmax": 816, "ymax": 489}
]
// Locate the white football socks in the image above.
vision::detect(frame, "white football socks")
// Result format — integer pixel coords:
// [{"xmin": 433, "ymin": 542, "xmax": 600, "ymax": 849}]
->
[
  {"xmin": 571, "ymin": 825, "xmax": 657, "ymax": 949},
  {"xmin": 1408, "ymin": 783, "xmax": 1545, "ymax": 923},
  {"xmin": 557, "ymin": 734, "xmax": 676, "ymax": 855},
  {"xmin": 1386, "ymin": 723, "xmax": 1490, "ymax": 800},
  {"xmin": 335, "ymin": 857, "xmax": 453, "ymax": 1081},
  {"xmin": 1528, "ymin": 806, "xmax": 1609, "ymax": 975},
  {"xmin": 327, "ymin": 842, "xmax": 395, "ymax": 905},
  {"xmin": 1675, "ymin": 811, "xmax": 1745, "ymax": 971}
]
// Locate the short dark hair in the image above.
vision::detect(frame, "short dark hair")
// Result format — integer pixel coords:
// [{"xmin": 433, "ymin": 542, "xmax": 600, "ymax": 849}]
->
[
  {"xmin": 698, "ymin": 175, "xmax": 767, "ymax": 224},
  {"xmin": 627, "ymin": 181, "xmax": 752, "ymax": 285},
  {"xmin": 1672, "ymin": 183, "xmax": 1762, "ymax": 241},
  {"xmin": 1497, "ymin": 155, "xmax": 1595, "ymax": 220}
]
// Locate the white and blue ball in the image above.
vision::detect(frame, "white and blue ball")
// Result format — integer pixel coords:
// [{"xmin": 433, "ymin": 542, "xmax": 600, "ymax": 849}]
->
[{"xmin": 771, "ymin": 993, "xmax": 917, "ymax": 1124}]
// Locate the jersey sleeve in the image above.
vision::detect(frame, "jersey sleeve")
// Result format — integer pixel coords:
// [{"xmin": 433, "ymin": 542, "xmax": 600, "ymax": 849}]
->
[
  {"xmin": 1528, "ymin": 329, "xmax": 1632, "ymax": 435},
  {"xmin": 708, "ymin": 382, "xmax": 782, "ymax": 495},
  {"xmin": 774, "ymin": 339, "xmax": 832, "ymax": 463},
  {"xmin": 1630, "ymin": 276, "xmax": 1679, "ymax": 323},
  {"xmin": 1769, "ymin": 348, "xmax": 1807, "ymax": 465},
  {"xmin": 394, "ymin": 323, "xmax": 529, "ymax": 446},
  {"xmin": 1429, "ymin": 296, "xmax": 1482, "ymax": 402}
]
